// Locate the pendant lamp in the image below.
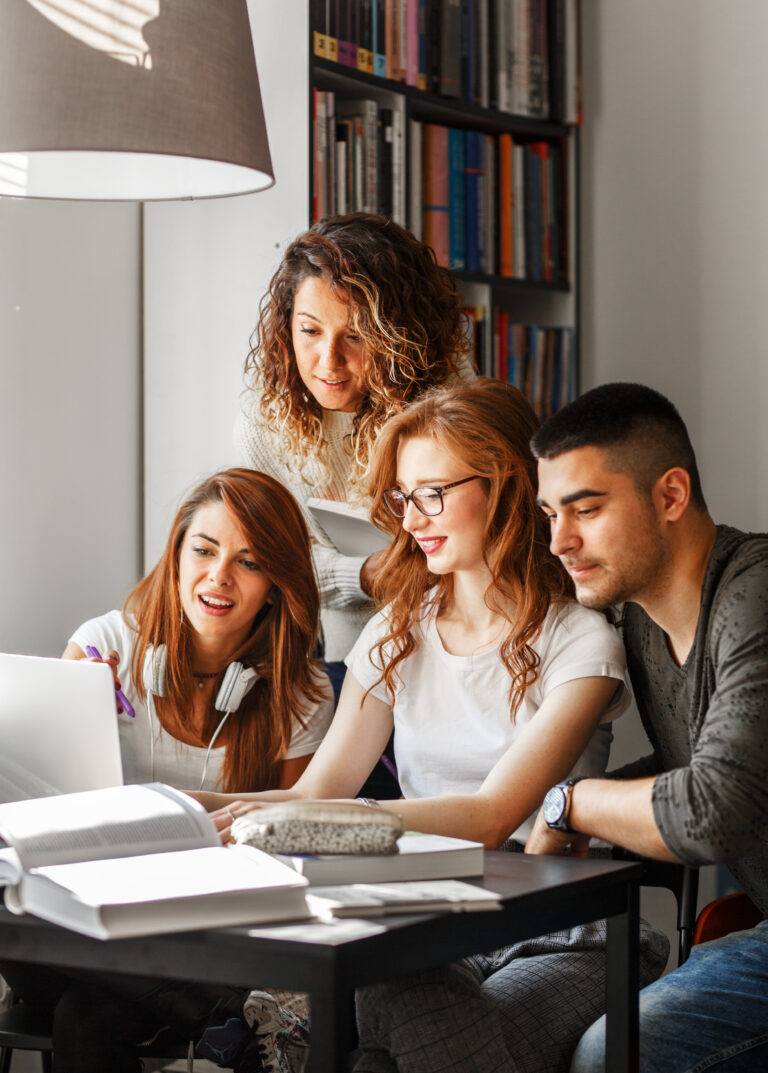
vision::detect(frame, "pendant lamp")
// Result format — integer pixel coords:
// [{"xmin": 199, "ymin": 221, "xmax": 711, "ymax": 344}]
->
[{"xmin": 0, "ymin": 0, "xmax": 274, "ymax": 200}]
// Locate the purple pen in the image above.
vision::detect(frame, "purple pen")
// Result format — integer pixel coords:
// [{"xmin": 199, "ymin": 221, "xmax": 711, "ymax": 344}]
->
[
  {"xmin": 84, "ymin": 645, "xmax": 135, "ymax": 717},
  {"xmin": 380, "ymin": 753, "xmax": 399, "ymax": 782}
]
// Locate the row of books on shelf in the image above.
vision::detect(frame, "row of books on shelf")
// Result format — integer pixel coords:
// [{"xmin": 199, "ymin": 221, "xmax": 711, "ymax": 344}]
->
[
  {"xmin": 313, "ymin": 90, "xmax": 407, "ymax": 226},
  {"xmin": 311, "ymin": 0, "xmax": 581, "ymax": 124},
  {"xmin": 313, "ymin": 91, "xmax": 568, "ymax": 282},
  {"xmin": 463, "ymin": 310, "xmax": 575, "ymax": 417}
]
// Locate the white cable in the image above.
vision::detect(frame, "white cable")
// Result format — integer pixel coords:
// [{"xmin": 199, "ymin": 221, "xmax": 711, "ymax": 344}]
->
[
  {"xmin": 147, "ymin": 690, "xmax": 157, "ymax": 783},
  {"xmin": 199, "ymin": 710, "xmax": 232, "ymax": 790}
]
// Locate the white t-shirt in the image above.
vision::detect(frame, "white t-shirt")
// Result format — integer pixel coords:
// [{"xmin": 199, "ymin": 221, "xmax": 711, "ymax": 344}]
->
[
  {"xmin": 70, "ymin": 610, "xmax": 335, "ymax": 792},
  {"xmin": 346, "ymin": 598, "xmax": 629, "ymax": 842}
]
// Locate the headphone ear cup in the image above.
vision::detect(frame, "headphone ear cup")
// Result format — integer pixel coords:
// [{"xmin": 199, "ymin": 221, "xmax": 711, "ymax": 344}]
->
[
  {"xmin": 214, "ymin": 663, "xmax": 259, "ymax": 713},
  {"xmin": 142, "ymin": 644, "xmax": 167, "ymax": 698}
]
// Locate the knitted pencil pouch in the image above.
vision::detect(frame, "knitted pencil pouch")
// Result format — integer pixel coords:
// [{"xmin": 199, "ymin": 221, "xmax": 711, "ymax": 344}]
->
[{"xmin": 231, "ymin": 800, "xmax": 404, "ymax": 856}]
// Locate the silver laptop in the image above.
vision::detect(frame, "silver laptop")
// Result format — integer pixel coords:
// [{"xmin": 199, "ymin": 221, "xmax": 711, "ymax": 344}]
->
[{"xmin": 0, "ymin": 653, "xmax": 124, "ymax": 798}]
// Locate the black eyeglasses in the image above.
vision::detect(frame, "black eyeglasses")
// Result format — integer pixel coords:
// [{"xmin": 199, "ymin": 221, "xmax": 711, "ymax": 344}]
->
[{"xmin": 382, "ymin": 475, "xmax": 480, "ymax": 518}]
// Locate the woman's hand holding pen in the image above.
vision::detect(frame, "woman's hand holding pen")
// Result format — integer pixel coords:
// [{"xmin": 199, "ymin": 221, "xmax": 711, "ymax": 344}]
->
[{"xmin": 83, "ymin": 645, "xmax": 135, "ymax": 717}]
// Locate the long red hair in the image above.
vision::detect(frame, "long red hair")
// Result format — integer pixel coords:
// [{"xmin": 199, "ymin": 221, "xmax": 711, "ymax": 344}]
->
[
  {"xmin": 125, "ymin": 469, "xmax": 324, "ymax": 791},
  {"xmin": 367, "ymin": 379, "xmax": 573, "ymax": 716}
]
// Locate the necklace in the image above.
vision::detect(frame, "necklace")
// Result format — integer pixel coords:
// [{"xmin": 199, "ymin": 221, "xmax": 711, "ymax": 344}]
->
[{"xmin": 192, "ymin": 671, "xmax": 220, "ymax": 692}]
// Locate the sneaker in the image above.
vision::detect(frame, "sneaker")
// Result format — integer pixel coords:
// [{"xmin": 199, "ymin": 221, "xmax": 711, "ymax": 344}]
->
[
  {"xmin": 195, "ymin": 994, "xmax": 309, "ymax": 1073},
  {"xmin": 195, "ymin": 1016, "xmax": 253, "ymax": 1068},
  {"xmin": 241, "ymin": 991, "xmax": 310, "ymax": 1073}
]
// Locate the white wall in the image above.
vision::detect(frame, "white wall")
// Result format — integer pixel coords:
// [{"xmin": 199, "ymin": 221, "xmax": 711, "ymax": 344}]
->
[
  {"xmin": 0, "ymin": 199, "xmax": 141, "ymax": 656},
  {"xmin": 142, "ymin": 0, "xmax": 310, "ymax": 569},
  {"xmin": 580, "ymin": 3, "xmax": 768, "ymax": 909},
  {"xmin": 581, "ymin": 0, "xmax": 768, "ymax": 532}
]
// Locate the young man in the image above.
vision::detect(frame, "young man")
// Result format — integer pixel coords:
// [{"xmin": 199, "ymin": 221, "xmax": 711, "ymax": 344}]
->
[{"xmin": 526, "ymin": 382, "xmax": 768, "ymax": 1072}]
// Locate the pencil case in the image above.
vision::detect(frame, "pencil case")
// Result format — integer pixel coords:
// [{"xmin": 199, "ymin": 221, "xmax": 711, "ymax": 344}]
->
[{"xmin": 231, "ymin": 800, "xmax": 404, "ymax": 856}]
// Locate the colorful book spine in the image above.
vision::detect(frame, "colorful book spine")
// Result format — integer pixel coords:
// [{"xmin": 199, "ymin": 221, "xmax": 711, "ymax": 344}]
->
[
  {"xmin": 378, "ymin": 107, "xmax": 394, "ymax": 217},
  {"xmin": 328, "ymin": 0, "xmax": 339, "ymax": 62},
  {"xmin": 337, "ymin": 0, "xmax": 352, "ymax": 64},
  {"xmin": 349, "ymin": 0, "xmax": 359, "ymax": 68},
  {"xmin": 464, "ymin": 130, "xmax": 484, "ymax": 273},
  {"xmin": 312, "ymin": 0, "xmax": 328, "ymax": 57},
  {"xmin": 439, "ymin": 0, "xmax": 462, "ymax": 97},
  {"xmin": 373, "ymin": 0, "xmax": 387, "ymax": 76},
  {"xmin": 391, "ymin": 106, "xmax": 407, "ymax": 225},
  {"xmin": 417, "ymin": 0, "xmax": 429, "ymax": 90},
  {"xmin": 528, "ymin": 0, "xmax": 549, "ymax": 117},
  {"xmin": 358, "ymin": 0, "xmax": 374, "ymax": 71},
  {"xmin": 498, "ymin": 132, "xmax": 513, "ymax": 278},
  {"xmin": 406, "ymin": 0, "xmax": 420, "ymax": 86},
  {"xmin": 482, "ymin": 133, "xmax": 495, "ymax": 274},
  {"xmin": 448, "ymin": 128, "xmax": 466, "ymax": 270},
  {"xmin": 422, "ymin": 123, "xmax": 450, "ymax": 267},
  {"xmin": 409, "ymin": 118, "xmax": 423, "ymax": 237},
  {"xmin": 386, "ymin": 0, "xmax": 399, "ymax": 80}
]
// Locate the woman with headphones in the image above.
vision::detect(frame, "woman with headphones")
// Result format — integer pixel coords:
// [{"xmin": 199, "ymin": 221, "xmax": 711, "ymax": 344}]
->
[
  {"xmin": 64, "ymin": 466, "xmax": 334, "ymax": 794},
  {"xmin": 0, "ymin": 468, "xmax": 333, "ymax": 1073}
]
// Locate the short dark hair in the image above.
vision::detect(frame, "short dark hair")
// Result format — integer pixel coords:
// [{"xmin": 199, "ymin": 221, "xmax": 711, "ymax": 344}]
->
[{"xmin": 531, "ymin": 382, "xmax": 707, "ymax": 510}]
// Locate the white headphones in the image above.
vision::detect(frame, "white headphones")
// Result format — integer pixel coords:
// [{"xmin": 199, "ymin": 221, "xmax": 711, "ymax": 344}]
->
[{"xmin": 142, "ymin": 645, "xmax": 259, "ymax": 789}]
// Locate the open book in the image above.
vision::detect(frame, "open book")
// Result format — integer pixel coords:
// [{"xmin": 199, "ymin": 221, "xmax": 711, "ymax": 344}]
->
[
  {"xmin": 307, "ymin": 497, "xmax": 390, "ymax": 557},
  {"xmin": 275, "ymin": 831, "xmax": 485, "ymax": 886},
  {"xmin": 0, "ymin": 783, "xmax": 310, "ymax": 939}
]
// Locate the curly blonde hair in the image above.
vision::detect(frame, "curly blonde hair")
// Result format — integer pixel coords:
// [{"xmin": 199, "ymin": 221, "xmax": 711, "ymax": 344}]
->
[
  {"xmin": 244, "ymin": 213, "xmax": 469, "ymax": 490},
  {"xmin": 366, "ymin": 379, "xmax": 574, "ymax": 717}
]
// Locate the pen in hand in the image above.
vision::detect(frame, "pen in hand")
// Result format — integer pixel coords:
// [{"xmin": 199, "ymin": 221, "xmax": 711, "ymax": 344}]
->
[{"xmin": 84, "ymin": 645, "xmax": 135, "ymax": 717}]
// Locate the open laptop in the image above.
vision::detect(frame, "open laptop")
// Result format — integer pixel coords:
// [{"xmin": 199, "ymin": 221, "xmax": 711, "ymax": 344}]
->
[{"xmin": 0, "ymin": 652, "xmax": 124, "ymax": 798}]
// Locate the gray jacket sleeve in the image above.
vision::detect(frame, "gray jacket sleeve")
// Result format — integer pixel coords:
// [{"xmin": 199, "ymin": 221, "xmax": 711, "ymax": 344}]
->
[{"xmin": 651, "ymin": 552, "xmax": 768, "ymax": 865}]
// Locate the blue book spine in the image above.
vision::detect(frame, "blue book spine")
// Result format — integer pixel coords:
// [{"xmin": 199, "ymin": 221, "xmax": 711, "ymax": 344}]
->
[
  {"xmin": 448, "ymin": 128, "xmax": 466, "ymax": 270},
  {"xmin": 373, "ymin": 0, "xmax": 387, "ymax": 77},
  {"xmin": 507, "ymin": 320, "xmax": 516, "ymax": 387},
  {"xmin": 464, "ymin": 130, "xmax": 482, "ymax": 273}
]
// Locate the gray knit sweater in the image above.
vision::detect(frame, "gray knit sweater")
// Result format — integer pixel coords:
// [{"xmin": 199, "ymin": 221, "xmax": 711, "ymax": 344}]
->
[{"xmin": 617, "ymin": 526, "xmax": 768, "ymax": 915}]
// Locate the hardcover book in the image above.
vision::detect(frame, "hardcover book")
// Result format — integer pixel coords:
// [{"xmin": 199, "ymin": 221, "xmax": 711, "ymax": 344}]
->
[
  {"xmin": 0, "ymin": 783, "xmax": 310, "ymax": 939},
  {"xmin": 276, "ymin": 831, "xmax": 485, "ymax": 886}
]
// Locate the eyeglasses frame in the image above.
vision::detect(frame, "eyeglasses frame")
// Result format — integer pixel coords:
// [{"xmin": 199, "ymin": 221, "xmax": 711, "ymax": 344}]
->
[{"xmin": 382, "ymin": 475, "xmax": 481, "ymax": 518}]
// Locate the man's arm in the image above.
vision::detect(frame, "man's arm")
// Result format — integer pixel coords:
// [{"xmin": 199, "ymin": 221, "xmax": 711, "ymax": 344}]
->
[{"xmin": 525, "ymin": 776, "xmax": 678, "ymax": 860}]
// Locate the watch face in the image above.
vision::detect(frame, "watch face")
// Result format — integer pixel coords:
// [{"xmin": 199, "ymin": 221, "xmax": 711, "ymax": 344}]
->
[{"xmin": 543, "ymin": 786, "xmax": 566, "ymax": 826}]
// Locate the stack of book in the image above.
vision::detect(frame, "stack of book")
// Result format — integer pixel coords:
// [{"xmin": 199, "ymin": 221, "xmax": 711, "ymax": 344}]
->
[{"xmin": 311, "ymin": 1, "xmax": 582, "ymax": 124}]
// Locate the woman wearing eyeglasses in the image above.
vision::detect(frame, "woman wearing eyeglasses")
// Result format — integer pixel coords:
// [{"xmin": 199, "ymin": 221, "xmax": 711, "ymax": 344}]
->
[{"xmin": 202, "ymin": 378, "xmax": 668, "ymax": 1073}]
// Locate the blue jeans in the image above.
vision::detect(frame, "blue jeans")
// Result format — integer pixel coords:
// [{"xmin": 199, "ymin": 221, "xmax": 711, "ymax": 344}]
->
[{"xmin": 570, "ymin": 920, "xmax": 768, "ymax": 1073}]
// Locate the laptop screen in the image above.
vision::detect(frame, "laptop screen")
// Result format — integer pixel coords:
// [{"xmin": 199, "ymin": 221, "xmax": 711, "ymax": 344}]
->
[{"xmin": 0, "ymin": 653, "xmax": 124, "ymax": 799}]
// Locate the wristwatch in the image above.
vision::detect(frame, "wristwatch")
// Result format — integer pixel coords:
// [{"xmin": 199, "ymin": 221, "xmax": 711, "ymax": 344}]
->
[{"xmin": 542, "ymin": 777, "xmax": 585, "ymax": 834}]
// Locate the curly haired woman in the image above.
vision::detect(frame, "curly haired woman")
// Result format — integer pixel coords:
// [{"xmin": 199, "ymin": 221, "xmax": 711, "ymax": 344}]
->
[{"xmin": 236, "ymin": 213, "xmax": 475, "ymax": 700}]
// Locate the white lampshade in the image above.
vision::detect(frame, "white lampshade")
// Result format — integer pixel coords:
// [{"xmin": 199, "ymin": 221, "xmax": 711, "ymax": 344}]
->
[{"xmin": 0, "ymin": 0, "xmax": 274, "ymax": 201}]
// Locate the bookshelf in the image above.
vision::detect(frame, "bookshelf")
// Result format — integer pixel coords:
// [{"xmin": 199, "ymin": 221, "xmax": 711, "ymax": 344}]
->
[{"xmin": 309, "ymin": 0, "xmax": 582, "ymax": 418}]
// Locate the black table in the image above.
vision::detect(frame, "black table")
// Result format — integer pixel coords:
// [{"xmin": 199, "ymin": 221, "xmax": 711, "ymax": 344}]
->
[{"xmin": 0, "ymin": 851, "xmax": 642, "ymax": 1072}]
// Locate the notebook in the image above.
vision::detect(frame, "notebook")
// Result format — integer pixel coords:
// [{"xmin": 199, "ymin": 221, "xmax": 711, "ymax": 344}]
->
[{"xmin": 0, "ymin": 653, "xmax": 124, "ymax": 797}]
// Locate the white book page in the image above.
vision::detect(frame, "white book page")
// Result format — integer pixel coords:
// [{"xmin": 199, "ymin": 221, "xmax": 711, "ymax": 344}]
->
[
  {"xmin": 32, "ymin": 845, "xmax": 308, "ymax": 905},
  {"xmin": 0, "ymin": 783, "xmax": 217, "ymax": 872}
]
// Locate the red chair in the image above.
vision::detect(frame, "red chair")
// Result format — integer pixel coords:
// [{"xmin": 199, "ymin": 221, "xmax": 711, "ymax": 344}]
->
[{"xmin": 692, "ymin": 889, "xmax": 763, "ymax": 948}]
